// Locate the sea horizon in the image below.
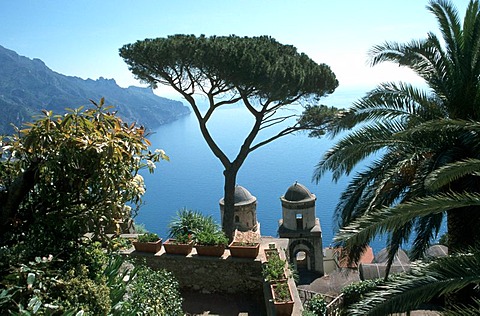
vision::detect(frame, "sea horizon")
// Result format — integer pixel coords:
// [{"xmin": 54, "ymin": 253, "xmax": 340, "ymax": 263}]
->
[{"xmin": 136, "ymin": 87, "xmax": 392, "ymax": 253}]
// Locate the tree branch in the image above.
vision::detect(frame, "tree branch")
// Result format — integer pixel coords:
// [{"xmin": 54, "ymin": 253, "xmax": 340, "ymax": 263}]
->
[
  {"xmin": 250, "ymin": 123, "xmax": 303, "ymax": 152},
  {"xmin": 260, "ymin": 114, "xmax": 298, "ymax": 130}
]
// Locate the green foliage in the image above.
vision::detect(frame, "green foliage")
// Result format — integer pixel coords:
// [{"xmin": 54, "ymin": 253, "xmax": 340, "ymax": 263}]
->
[
  {"xmin": 124, "ymin": 266, "xmax": 183, "ymax": 316},
  {"xmin": 304, "ymin": 294, "xmax": 327, "ymax": 315},
  {"xmin": 273, "ymin": 282, "xmax": 291, "ymax": 302},
  {"xmin": 120, "ymin": 34, "xmax": 338, "ymax": 239},
  {"xmin": 262, "ymin": 253, "xmax": 286, "ymax": 282},
  {"xmin": 168, "ymin": 209, "xmax": 228, "ymax": 245},
  {"xmin": 173, "ymin": 233, "xmax": 191, "ymax": 244},
  {"xmin": 57, "ymin": 266, "xmax": 111, "ymax": 315},
  {"xmin": 345, "ymin": 250, "xmax": 480, "ymax": 315},
  {"xmin": 137, "ymin": 232, "xmax": 160, "ymax": 243},
  {"xmin": 195, "ymin": 225, "xmax": 229, "ymax": 246},
  {"xmin": 110, "ymin": 237, "xmax": 132, "ymax": 251},
  {"xmin": 0, "ymin": 103, "xmax": 176, "ymax": 315},
  {"xmin": 306, "ymin": 0, "xmax": 480, "ymax": 274},
  {"xmin": 439, "ymin": 233, "xmax": 448, "ymax": 246},
  {"xmin": 168, "ymin": 208, "xmax": 214, "ymax": 239},
  {"xmin": 133, "ymin": 223, "xmax": 148, "ymax": 234},
  {"xmin": 342, "ymin": 279, "xmax": 383, "ymax": 307},
  {"xmin": 120, "ymin": 34, "xmax": 338, "ymax": 103},
  {"xmin": 0, "ymin": 246, "xmax": 184, "ymax": 316},
  {"xmin": 0, "ymin": 100, "xmax": 168, "ymax": 254},
  {"xmin": 0, "ymin": 248, "xmax": 112, "ymax": 315},
  {"xmin": 299, "ymin": 104, "xmax": 347, "ymax": 137}
]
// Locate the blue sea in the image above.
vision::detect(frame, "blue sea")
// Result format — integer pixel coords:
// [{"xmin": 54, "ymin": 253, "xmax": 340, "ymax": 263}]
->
[{"xmin": 135, "ymin": 87, "xmax": 389, "ymax": 252}]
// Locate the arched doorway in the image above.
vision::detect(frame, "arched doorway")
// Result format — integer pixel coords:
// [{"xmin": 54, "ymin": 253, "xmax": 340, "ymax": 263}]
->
[{"xmin": 294, "ymin": 249, "xmax": 311, "ymax": 271}]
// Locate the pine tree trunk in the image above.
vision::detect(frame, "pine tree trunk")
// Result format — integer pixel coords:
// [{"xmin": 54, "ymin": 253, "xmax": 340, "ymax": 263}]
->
[{"xmin": 222, "ymin": 168, "xmax": 237, "ymax": 241}]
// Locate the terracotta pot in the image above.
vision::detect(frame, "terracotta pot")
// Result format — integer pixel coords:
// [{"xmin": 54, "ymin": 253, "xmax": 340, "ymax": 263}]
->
[
  {"xmin": 163, "ymin": 238, "xmax": 194, "ymax": 255},
  {"xmin": 133, "ymin": 238, "xmax": 162, "ymax": 253},
  {"xmin": 229, "ymin": 242, "xmax": 260, "ymax": 258},
  {"xmin": 195, "ymin": 244, "xmax": 226, "ymax": 257},
  {"xmin": 264, "ymin": 248, "xmax": 279, "ymax": 261},
  {"xmin": 271, "ymin": 281, "xmax": 294, "ymax": 316}
]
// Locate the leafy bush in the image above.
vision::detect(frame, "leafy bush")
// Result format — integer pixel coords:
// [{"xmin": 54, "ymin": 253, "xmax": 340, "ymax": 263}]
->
[
  {"xmin": 137, "ymin": 232, "xmax": 160, "ymax": 242},
  {"xmin": 0, "ymin": 104, "xmax": 178, "ymax": 314},
  {"xmin": 273, "ymin": 282, "xmax": 291, "ymax": 302},
  {"xmin": 304, "ymin": 294, "xmax": 327, "ymax": 315},
  {"xmin": 168, "ymin": 208, "xmax": 215, "ymax": 240},
  {"xmin": 0, "ymin": 102, "xmax": 167, "ymax": 253},
  {"xmin": 123, "ymin": 266, "xmax": 183, "ymax": 315},
  {"xmin": 262, "ymin": 254, "xmax": 286, "ymax": 282},
  {"xmin": 0, "ymin": 251, "xmax": 111, "ymax": 315},
  {"xmin": 173, "ymin": 233, "xmax": 192, "ymax": 244},
  {"xmin": 195, "ymin": 228, "xmax": 228, "ymax": 246},
  {"xmin": 0, "ymin": 243, "xmax": 184, "ymax": 315},
  {"xmin": 57, "ymin": 266, "xmax": 111, "ymax": 315},
  {"xmin": 342, "ymin": 278, "xmax": 383, "ymax": 307}
]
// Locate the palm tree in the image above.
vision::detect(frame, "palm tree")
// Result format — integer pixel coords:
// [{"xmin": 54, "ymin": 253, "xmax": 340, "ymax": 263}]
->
[
  {"xmin": 307, "ymin": 0, "xmax": 480, "ymax": 267},
  {"xmin": 336, "ymin": 150, "xmax": 480, "ymax": 315}
]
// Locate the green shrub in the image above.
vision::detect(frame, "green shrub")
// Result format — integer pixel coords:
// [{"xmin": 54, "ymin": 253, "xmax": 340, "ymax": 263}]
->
[
  {"xmin": 124, "ymin": 266, "xmax": 183, "ymax": 315},
  {"xmin": 0, "ymin": 244, "xmax": 184, "ymax": 316},
  {"xmin": 58, "ymin": 266, "xmax": 111, "ymax": 315},
  {"xmin": 174, "ymin": 233, "xmax": 191, "ymax": 244},
  {"xmin": 137, "ymin": 232, "xmax": 160, "ymax": 242},
  {"xmin": 273, "ymin": 282, "xmax": 291, "ymax": 302},
  {"xmin": 195, "ymin": 229, "xmax": 228, "ymax": 246},
  {"xmin": 342, "ymin": 278, "xmax": 383, "ymax": 307},
  {"xmin": 262, "ymin": 254, "xmax": 286, "ymax": 282},
  {"xmin": 168, "ymin": 208, "xmax": 216, "ymax": 240},
  {"xmin": 305, "ymin": 294, "xmax": 327, "ymax": 315}
]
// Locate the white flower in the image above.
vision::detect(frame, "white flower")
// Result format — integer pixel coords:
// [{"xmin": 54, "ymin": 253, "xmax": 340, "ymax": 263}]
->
[
  {"xmin": 155, "ymin": 149, "xmax": 166, "ymax": 155},
  {"xmin": 147, "ymin": 160, "xmax": 156, "ymax": 170},
  {"xmin": 132, "ymin": 174, "xmax": 144, "ymax": 185}
]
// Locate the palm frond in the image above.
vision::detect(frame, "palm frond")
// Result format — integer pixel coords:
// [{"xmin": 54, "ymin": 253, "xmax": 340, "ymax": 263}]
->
[
  {"xmin": 348, "ymin": 249, "xmax": 480, "ymax": 316},
  {"xmin": 410, "ymin": 212, "xmax": 444, "ymax": 260},
  {"xmin": 426, "ymin": 158, "xmax": 480, "ymax": 190},
  {"xmin": 443, "ymin": 298, "xmax": 480, "ymax": 316},
  {"xmin": 351, "ymin": 82, "xmax": 442, "ymax": 123},
  {"xmin": 314, "ymin": 121, "xmax": 408, "ymax": 182},
  {"xmin": 335, "ymin": 192, "xmax": 480, "ymax": 248},
  {"xmin": 428, "ymin": 0, "xmax": 462, "ymax": 64}
]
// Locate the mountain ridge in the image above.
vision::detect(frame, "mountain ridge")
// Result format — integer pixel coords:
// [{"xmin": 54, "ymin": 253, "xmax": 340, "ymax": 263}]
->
[{"xmin": 0, "ymin": 45, "xmax": 190, "ymax": 134}]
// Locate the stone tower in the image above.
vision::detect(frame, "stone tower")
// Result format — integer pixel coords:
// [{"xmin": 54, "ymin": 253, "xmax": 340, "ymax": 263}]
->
[
  {"xmin": 219, "ymin": 185, "xmax": 259, "ymax": 232},
  {"xmin": 278, "ymin": 182, "xmax": 323, "ymax": 275}
]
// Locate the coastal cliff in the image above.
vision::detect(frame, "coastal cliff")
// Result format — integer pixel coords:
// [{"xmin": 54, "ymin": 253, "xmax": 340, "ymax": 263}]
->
[{"xmin": 0, "ymin": 45, "xmax": 190, "ymax": 134}]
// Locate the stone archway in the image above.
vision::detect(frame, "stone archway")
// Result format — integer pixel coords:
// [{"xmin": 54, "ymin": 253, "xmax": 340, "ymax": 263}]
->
[
  {"xmin": 295, "ymin": 249, "xmax": 310, "ymax": 271},
  {"xmin": 288, "ymin": 239, "xmax": 315, "ymax": 272}
]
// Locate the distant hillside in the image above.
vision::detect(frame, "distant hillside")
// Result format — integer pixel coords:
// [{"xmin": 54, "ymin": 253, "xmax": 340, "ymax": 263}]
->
[{"xmin": 0, "ymin": 45, "xmax": 190, "ymax": 134}]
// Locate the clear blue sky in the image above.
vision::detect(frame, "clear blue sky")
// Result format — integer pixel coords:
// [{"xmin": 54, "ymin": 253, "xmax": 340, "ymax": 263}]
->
[{"xmin": 0, "ymin": 0, "xmax": 471, "ymax": 100}]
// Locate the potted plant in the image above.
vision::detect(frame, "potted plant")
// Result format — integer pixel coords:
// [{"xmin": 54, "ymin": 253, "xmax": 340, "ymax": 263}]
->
[
  {"xmin": 133, "ymin": 232, "xmax": 162, "ymax": 253},
  {"xmin": 167, "ymin": 208, "xmax": 212, "ymax": 239},
  {"xmin": 195, "ymin": 224, "xmax": 228, "ymax": 257},
  {"xmin": 163, "ymin": 232, "xmax": 194, "ymax": 255},
  {"xmin": 271, "ymin": 281, "xmax": 294, "ymax": 316},
  {"xmin": 262, "ymin": 253, "xmax": 287, "ymax": 283},
  {"xmin": 229, "ymin": 230, "xmax": 260, "ymax": 259},
  {"xmin": 264, "ymin": 243, "xmax": 279, "ymax": 261},
  {"xmin": 164, "ymin": 209, "xmax": 210, "ymax": 255}
]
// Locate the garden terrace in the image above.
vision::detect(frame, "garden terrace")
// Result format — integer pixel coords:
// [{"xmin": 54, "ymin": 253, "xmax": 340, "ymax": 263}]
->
[{"xmin": 123, "ymin": 236, "xmax": 303, "ymax": 315}]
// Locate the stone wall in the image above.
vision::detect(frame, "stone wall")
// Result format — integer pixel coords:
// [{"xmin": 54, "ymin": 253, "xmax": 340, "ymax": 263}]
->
[{"xmin": 128, "ymin": 249, "xmax": 264, "ymax": 296}]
